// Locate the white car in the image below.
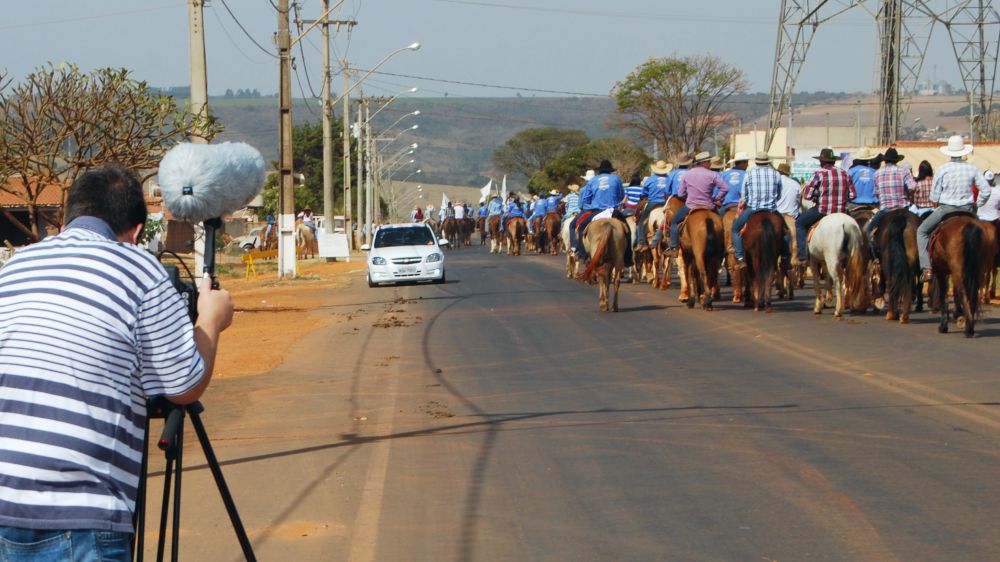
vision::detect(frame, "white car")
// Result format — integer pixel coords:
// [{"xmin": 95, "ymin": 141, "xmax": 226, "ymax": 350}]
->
[
  {"xmin": 229, "ymin": 226, "xmax": 264, "ymax": 250},
  {"xmin": 362, "ymin": 223, "xmax": 448, "ymax": 286}
]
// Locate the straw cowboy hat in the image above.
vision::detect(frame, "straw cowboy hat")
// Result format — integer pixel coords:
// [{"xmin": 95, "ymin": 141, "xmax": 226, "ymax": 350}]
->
[
  {"xmin": 581, "ymin": 170, "xmax": 596, "ymax": 182},
  {"xmin": 709, "ymin": 156, "xmax": 724, "ymax": 171},
  {"xmin": 777, "ymin": 162, "xmax": 791, "ymax": 176},
  {"xmin": 813, "ymin": 148, "xmax": 841, "ymax": 163},
  {"xmin": 754, "ymin": 151, "xmax": 771, "ymax": 165},
  {"xmin": 881, "ymin": 147, "xmax": 905, "ymax": 163},
  {"xmin": 692, "ymin": 151, "xmax": 712, "ymax": 165},
  {"xmin": 549, "ymin": 189, "xmax": 560, "ymax": 195},
  {"xmin": 727, "ymin": 151, "xmax": 751, "ymax": 165},
  {"xmin": 650, "ymin": 160, "xmax": 671, "ymax": 174},
  {"xmin": 940, "ymin": 135, "xmax": 974, "ymax": 158},
  {"xmin": 567, "ymin": 183, "xmax": 580, "ymax": 192},
  {"xmin": 675, "ymin": 153, "xmax": 694, "ymax": 167},
  {"xmin": 852, "ymin": 147, "xmax": 877, "ymax": 162}
]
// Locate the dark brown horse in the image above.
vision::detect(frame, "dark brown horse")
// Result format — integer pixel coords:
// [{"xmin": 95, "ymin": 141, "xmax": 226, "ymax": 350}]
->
[
  {"xmin": 476, "ymin": 216, "xmax": 487, "ymax": 245},
  {"xmin": 527, "ymin": 216, "xmax": 544, "ymax": 253},
  {"xmin": 487, "ymin": 215, "xmax": 503, "ymax": 253},
  {"xmin": 741, "ymin": 211, "xmax": 786, "ymax": 312},
  {"xmin": 930, "ymin": 215, "xmax": 999, "ymax": 337},
  {"xmin": 460, "ymin": 217, "xmax": 475, "ymax": 246},
  {"xmin": 441, "ymin": 218, "xmax": 459, "ymax": 249},
  {"xmin": 542, "ymin": 212, "xmax": 562, "ymax": 255},
  {"xmin": 506, "ymin": 217, "xmax": 527, "ymax": 256},
  {"xmin": 873, "ymin": 209, "xmax": 920, "ymax": 323},
  {"xmin": 678, "ymin": 209, "xmax": 725, "ymax": 310},
  {"xmin": 262, "ymin": 222, "xmax": 278, "ymax": 251}
]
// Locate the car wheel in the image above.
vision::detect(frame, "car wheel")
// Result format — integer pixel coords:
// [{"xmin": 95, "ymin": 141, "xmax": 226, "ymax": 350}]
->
[
  {"xmin": 242, "ymin": 243, "xmax": 254, "ymax": 250},
  {"xmin": 368, "ymin": 275, "xmax": 376, "ymax": 288}
]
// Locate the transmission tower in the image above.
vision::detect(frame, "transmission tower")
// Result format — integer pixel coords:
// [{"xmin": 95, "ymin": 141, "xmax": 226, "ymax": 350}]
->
[{"xmin": 766, "ymin": 0, "xmax": 999, "ymax": 151}]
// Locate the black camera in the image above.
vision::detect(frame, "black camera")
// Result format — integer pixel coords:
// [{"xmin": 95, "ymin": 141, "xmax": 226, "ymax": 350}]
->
[{"xmin": 164, "ymin": 263, "xmax": 199, "ymax": 321}]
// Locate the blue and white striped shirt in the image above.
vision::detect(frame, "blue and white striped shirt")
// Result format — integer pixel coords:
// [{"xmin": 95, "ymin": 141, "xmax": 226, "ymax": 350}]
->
[
  {"xmin": 0, "ymin": 219, "xmax": 205, "ymax": 533},
  {"xmin": 741, "ymin": 165, "xmax": 782, "ymax": 211}
]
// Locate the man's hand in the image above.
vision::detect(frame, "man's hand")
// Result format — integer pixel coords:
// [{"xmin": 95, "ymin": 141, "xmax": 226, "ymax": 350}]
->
[{"xmin": 197, "ymin": 276, "xmax": 233, "ymax": 334}]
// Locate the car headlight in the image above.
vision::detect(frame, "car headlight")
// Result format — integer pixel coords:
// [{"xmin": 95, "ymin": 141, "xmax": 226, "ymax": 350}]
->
[
  {"xmin": 371, "ymin": 256, "xmax": 387, "ymax": 265},
  {"xmin": 425, "ymin": 253, "xmax": 442, "ymax": 263}
]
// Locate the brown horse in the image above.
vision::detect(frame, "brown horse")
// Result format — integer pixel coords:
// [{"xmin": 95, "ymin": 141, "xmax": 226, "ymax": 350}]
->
[
  {"xmin": 576, "ymin": 218, "xmax": 630, "ymax": 312},
  {"xmin": 930, "ymin": 214, "xmax": 999, "ymax": 337},
  {"xmin": 262, "ymin": 223, "xmax": 278, "ymax": 251},
  {"xmin": 656, "ymin": 197, "xmax": 687, "ymax": 293},
  {"xmin": 527, "ymin": 216, "xmax": 544, "ymax": 253},
  {"xmin": 741, "ymin": 211, "xmax": 786, "ymax": 312},
  {"xmin": 295, "ymin": 220, "xmax": 317, "ymax": 259},
  {"xmin": 873, "ymin": 209, "xmax": 920, "ymax": 323},
  {"xmin": 477, "ymin": 216, "xmax": 488, "ymax": 245},
  {"xmin": 487, "ymin": 215, "xmax": 503, "ymax": 254},
  {"xmin": 506, "ymin": 217, "xmax": 527, "ymax": 256},
  {"xmin": 721, "ymin": 205, "xmax": 744, "ymax": 303},
  {"xmin": 441, "ymin": 218, "xmax": 459, "ymax": 249},
  {"xmin": 678, "ymin": 208, "xmax": 725, "ymax": 310},
  {"xmin": 542, "ymin": 212, "xmax": 562, "ymax": 255},
  {"xmin": 986, "ymin": 220, "xmax": 1000, "ymax": 303}
]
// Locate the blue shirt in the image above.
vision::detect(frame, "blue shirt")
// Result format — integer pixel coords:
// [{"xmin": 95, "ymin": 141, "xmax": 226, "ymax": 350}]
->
[
  {"xmin": 667, "ymin": 168, "xmax": 690, "ymax": 198},
  {"xmin": 477, "ymin": 205, "xmax": 488, "ymax": 218},
  {"xmin": 721, "ymin": 168, "xmax": 747, "ymax": 206},
  {"xmin": 642, "ymin": 174, "xmax": 670, "ymax": 204},
  {"xmin": 565, "ymin": 192, "xmax": 581, "ymax": 215},
  {"xmin": 546, "ymin": 194, "xmax": 562, "ymax": 212},
  {"xmin": 581, "ymin": 173, "xmax": 625, "ymax": 211},
  {"xmin": 531, "ymin": 200, "xmax": 547, "ymax": 218},
  {"xmin": 487, "ymin": 198, "xmax": 504, "ymax": 216},
  {"xmin": 741, "ymin": 165, "xmax": 782, "ymax": 211},
  {"xmin": 849, "ymin": 164, "xmax": 878, "ymax": 204},
  {"xmin": 624, "ymin": 184, "xmax": 643, "ymax": 208},
  {"xmin": 507, "ymin": 202, "xmax": 525, "ymax": 218}
]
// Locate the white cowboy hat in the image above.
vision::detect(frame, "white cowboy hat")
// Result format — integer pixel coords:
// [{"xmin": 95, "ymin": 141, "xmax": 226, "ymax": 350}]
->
[
  {"xmin": 549, "ymin": 189, "xmax": 560, "ymax": 195},
  {"xmin": 940, "ymin": 135, "xmax": 974, "ymax": 157},
  {"xmin": 727, "ymin": 151, "xmax": 751, "ymax": 164},
  {"xmin": 852, "ymin": 147, "xmax": 877, "ymax": 161},
  {"xmin": 581, "ymin": 170, "xmax": 596, "ymax": 181},
  {"xmin": 650, "ymin": 160, "xmax": 671, "ymax": 174}
]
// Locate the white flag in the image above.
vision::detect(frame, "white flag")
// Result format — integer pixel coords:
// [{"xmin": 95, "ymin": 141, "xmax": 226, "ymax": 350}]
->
[
  {"xmin": 479, "ymin": 179, "xmax": 492, "ymax": 203},
  {"xmin": 441, "ymin": 193, "xmax": 450, "ymax": 209},
  {"xmin": 501, "ymin": 175, "xmax": 507, "ymax": 200}
]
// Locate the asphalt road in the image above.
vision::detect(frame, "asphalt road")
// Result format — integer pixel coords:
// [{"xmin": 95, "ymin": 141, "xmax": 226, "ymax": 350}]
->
[{"xmin": 155, "ymin": 245, "xmax": 1000, "ymax": 561}]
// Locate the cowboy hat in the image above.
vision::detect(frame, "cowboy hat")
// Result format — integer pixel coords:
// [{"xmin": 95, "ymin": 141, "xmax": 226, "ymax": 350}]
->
[
  {"xmin": 881, "ymin": 147, "xmax": 905, "ymax": 163},
  {"xmin": 549, "ymin": 189, "xmax": 560, "ymax": 195},
  {"xmin": 852, "ymin": 147, "xmax": 877, "ymax": 162},
  {"xmin": 940, "ymin": 135, "xmax": 974, "ymax": 158},
  {"xmin": 581, "ymin": 170, "xmax": 596, "ymax": 182},
  {"xmin": 754, "ymin": 151, "xmax": 771, "ymax": 164},
  {"xmin": 650, "ymin": 160, "xmax": 671, "ymax": 174},
  {"xmin": 813, "ymin": 148, "xmax": 841, "ymax": 163},
  {"xmin": 727, "ymin": 151, "xmax": 751, "ymax": 165},
  {"xmin": 597, "ymin": 160, "xmax": 616, "ymax": 174},
  {"xmin": 567, "ymin": 183, "xmax": 580, "ymax": 192},
  {"xmin": 693, "ymin": 151, "xmax": 712, "ymax": 164},
  {"xmin": 675, "ymin": 154, "xmax": 694, "ymax": 167},
  {"xmin": 709, "ymin": 156, "xmax": 724, "ymax": 171},
  {"xmin": 777, "ymin": 162, "xmax": 791, "ymax": 176}
]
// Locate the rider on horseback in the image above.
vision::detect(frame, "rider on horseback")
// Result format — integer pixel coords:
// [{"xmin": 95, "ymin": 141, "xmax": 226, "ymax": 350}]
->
[
  {"xmin": 528, "ymin": 194, "xmax": 546, "ymax": 233},
  {"xmin": 848, "ymin": 148, "xmax": 879, "ymax": 217},
  {"xmin": 864, "ymin": 147, "xmax": 916, "ymax": 258},
  {"xmin": 666, "ymin": 152, "xmax": 728, "ymax": 256},
  {"xmin": 545, "ymin": 189, "xmax": 562, "ymax": 215},
  {"xmin": 719, "ymin": 152, "xmax": 750, "ymax": 215},
  {"xmin": 795, "ymin": 148, "xmax": 856, "ymax": 264},
  {"xmin": 623, "ymin": 173, "xmax": 643, "ymax": 217},
  {"xmin": 731, "ymin": 152, "xmax": 783, "ymax": 268},
  {"xmin": 502, "ymin": 195, "xmax": 525, "ymax": 233},
  {"xmin": 636, "ymin": 160, "xmax": 672, "ymax": 248},
  {"xmin": 917, "ymin": 135, "xmax": 992, "ymax": 282},
  {"xmin": 571, "ymin": 160, "xmax": 625, "ymax": 260}
]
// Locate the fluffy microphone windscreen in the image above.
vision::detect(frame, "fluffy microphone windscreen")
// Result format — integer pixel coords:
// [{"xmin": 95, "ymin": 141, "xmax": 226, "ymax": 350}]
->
[{"xmin": 158, "ymin": 142, "xmax": 266, "ymax": 223}]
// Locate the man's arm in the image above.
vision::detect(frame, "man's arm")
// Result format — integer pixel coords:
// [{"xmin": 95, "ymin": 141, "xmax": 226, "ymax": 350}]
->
[{"xmin": 169, "ymin": 277, "xmax": 233, "ymax": 405}]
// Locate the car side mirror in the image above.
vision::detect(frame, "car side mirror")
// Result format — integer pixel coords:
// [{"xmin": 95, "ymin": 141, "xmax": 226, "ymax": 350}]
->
[
  {"xmin": 361, "ymin": 244, "xmax": 371, "ymax": 251},
  {"xmin": 439, "ymin": 238, "xmax": 450, "ymax": 246}
]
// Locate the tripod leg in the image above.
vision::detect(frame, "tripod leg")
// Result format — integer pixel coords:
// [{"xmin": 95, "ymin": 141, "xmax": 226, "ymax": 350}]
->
[
  {"xmin": 171, "ymin": 421, "xmax": 183, "ymax": 562},
  {"xmin": 188, "ymin": 409, "xmax": 257, "ymax": 561},
  {"xmin": 156, "ymin": 453, "xmax": 174, "ymax": 562},
  {"xmin": 134, "ymin": 417, "xmax": 151, "ymax": 562}
]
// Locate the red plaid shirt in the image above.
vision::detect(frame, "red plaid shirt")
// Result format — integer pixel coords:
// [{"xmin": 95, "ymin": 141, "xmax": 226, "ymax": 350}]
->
[
  {"xmin": 873, "ymin": 164, "xmax": 916, "ymax": 210},
  {"xmin": 803, "ymin": 165, "xmax": 856, "ymax": 214},
  {"xmin": 911, "ymin": 177, "xmax": 934, "ymax": 208}
]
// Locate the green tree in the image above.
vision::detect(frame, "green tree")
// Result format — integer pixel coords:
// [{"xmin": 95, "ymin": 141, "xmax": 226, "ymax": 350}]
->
[
  {"xmin": 492, "ymin": 127, "xmax": 589, "ymax": 183},
  {"xmin": 530, "ymin": 137, "xmax": 650, "ymax": 193},
  {"xmin": 611, "ymin": 54, "xmax": 748, "ymax": 158}
]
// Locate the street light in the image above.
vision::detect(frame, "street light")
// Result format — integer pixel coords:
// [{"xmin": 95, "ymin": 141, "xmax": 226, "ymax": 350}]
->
[
  {"xmin": 334, "ymin": 44, "xmax": 420, "ymax": 106},
  {"xmin": 369, "ymin": 88, "xmax": 418, "ymax": 123},
  {"xmin": 376, "ymin": 110, "xmax": 420, "ymax": 138}
]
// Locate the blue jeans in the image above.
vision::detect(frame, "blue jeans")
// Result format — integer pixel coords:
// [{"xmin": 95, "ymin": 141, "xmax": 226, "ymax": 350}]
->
[
  {"xmin": 0, "ymin": 528, "xmax": 131, "ymax": 561},
  {"xmin": 731, "ymin": 208, "xmax": 754, "ymax": 260},
  {"xmin": 668, "ymin": 205, "xmax": 690, "ymax": 249},
  {"xmin": 795, "ymin": 207, "xmax": 824, "ymax": 261}
]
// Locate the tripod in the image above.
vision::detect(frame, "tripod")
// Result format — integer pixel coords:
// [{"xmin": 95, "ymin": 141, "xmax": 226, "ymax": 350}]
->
[{"xmin": 134, "ymin": 398, "xmax": 257, "ymax": 561}]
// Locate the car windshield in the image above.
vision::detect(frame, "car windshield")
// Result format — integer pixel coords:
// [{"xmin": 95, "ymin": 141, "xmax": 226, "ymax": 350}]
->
[{"xmin": 373, "ymin": 227, "xmax": 435, "ymax": 248}]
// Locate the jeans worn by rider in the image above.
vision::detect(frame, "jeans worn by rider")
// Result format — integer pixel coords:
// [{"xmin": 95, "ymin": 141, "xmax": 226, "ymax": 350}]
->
[
  {"xmin": 795, "ymin": 164, "xmax": 856, "ymax": 262},
  {"xmin": 732, "ymin": 164, "xmax": 782, "ymax": 261},
  {"xmin": 668, "ymin": 165, "xmax": 729, "ymax": 250}
]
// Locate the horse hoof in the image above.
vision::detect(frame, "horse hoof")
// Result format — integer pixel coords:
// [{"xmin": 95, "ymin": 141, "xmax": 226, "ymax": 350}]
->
[
  {"xmin": 939, "ymin": 323, "xmax": 948, "ymax": 333},
  {"xmin": 813, "ymin": 309, "xmax": 821, "ymax": 315},
  {"xmin": 765, "ymin": 305, "xmax": 773, "ymax": 313},
  {"xmin": 686, "ymin": 300, "xmax": 695, "ymax": 309},
  {"xmin": 885, "ymin": 311, "xmax": 896, "ymax": 321},
  {"xmin": 899, "ymin": 316, "xmax": 909, "ymax": 324},
  {"xmin": 956, "ymin": 317, "xmax": 967, "ymax": 330}
]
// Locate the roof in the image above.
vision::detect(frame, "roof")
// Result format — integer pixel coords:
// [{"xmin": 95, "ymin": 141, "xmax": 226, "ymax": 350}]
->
[{"xmin": 0, "ymin": 176, "xmax": 65, "ymax": 208}]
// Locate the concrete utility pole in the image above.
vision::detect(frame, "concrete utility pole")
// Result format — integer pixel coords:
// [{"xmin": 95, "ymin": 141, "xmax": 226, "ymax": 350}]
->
[
  {"xmin": 277, "ymin": 0, "xmax": 297, "ymax": 278},
  {"xmin": 356, "ymin": 97, "xmax": 364, "ymax": 246},
  {"xmin": 343, "ymin": 66, "xmax": 353, "ymax": 243},
  {"xmin": 188, "ymin": 0, "xmax": 209, "ymax": 274}
]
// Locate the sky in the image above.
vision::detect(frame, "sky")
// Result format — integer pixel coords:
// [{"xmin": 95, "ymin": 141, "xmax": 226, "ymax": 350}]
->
[{"xmin": 0, "ymin": 0, "xmax": 970, "ymax": 100}]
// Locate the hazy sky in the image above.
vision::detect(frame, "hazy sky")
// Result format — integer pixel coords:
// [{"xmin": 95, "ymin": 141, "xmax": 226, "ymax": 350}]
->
[{"xmin": 0, "ymin": 1, "xmax": 969, "ymax": 99}]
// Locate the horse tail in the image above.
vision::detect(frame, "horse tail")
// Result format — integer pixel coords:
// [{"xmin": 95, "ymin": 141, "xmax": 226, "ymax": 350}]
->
[
  {"xmin": 845, "ymin": 225, "xmax": 869, "ymax": 310},
  {"xmin": 759, "ymin": 216, "xmax": 777, "ymax": 274},
  {"xmin": 704, "ymin": 216, "xmax": 719, "ymax": 259},
  {"xmin": 885, "ymin": 212, "xmax": 909, "ymax": 299},
  {"xmin": 961, "ymin": 221, "xmax": 983, "ymax": 317},
  {"xmin": 577, "ymin": 224, "xmax": 611, "ymax": 283}
]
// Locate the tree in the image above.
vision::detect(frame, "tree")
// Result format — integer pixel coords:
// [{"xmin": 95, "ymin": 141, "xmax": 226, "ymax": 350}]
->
[
  {"xmin": 611, "ymin": 54, "xmax": 748, "ymax": 158},
  {"xmin": 0, "ymin": 64, "xmax": 221, "ymax": 241},
  {"xmin": 259, "ymin": 119, "xmax": 352, "ymax": 218},
  {"xmin": 492, "ymin": 127, "xmax": 589, "ymax": 183},
  {"xmin": 530, "ymin": 137, "xmax": 650, "ymax": 193}
]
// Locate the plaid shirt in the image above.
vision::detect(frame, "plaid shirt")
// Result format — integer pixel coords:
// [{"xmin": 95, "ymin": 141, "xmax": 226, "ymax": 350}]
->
[
  {"xmin": 873, "ymin": 163, "xmax": 916, "ymax": 210},
  {"xmin": 803, "ymin": 165, "xmax": 856, "ymax": 214},
  {"xmin": 911, "ymin": 177, "xmax": 933, "ymax": 208},
  {"xmin": 931, "ymin": 160, "xmax": 991, "ymax": 207},
  {"xmin": 740, "ymin": 165, "xmax": 781, "ymax": 211}
]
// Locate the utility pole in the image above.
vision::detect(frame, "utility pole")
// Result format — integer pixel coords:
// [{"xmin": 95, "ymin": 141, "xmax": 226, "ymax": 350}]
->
[
  {"xmin": 343, "ymin": 66, "xmax": 353, "ymax": 244},
  {"xmin": 356, "ymin": 97, "xmax": 364, "ymax": 246},
  {"xmin": 365, "ymin": 102, "xmax": 373, "ymax": 243},
  {"xmin": 277, "ymin": 0, "xmax": 297, "ymax": 278},
  {"xmin": 188, "ymin": 0, "xmax": 209, "ymax": 275}
]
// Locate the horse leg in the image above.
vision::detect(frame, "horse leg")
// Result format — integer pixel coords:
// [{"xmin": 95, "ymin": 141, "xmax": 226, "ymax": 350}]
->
[
  {"xmin": 811, "ymin": 259, "xmax": 823, "ymax": 315},
  {"xmin": 612, "ymin": 265, "xmax": 621, "ymax": 312},
  {"xmin": 764, "ymin": 269, "xmax": 775, "ymax": 313},
  {"xmin": 936, "ymin": 272, "xmax": 949, "ymax": 333},
  {"xmin": 599, "ymin": 268, "xmax": 609, "ymax": 311}
]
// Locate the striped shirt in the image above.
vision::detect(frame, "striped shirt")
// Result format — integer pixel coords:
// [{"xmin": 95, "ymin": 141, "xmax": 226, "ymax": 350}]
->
[
  {"xmin": 803, "ymin": 165, "xmax": 856, "ymax": 214},
  {"xmin": 873, "ymin": 163, "xmax": 916, "ymax": 211},
  {"xmin": 931, "ymin": 160, "xmax": 991, "ymax": 207},
  {"xmin": 0, "ymin": 219, "xmax": 205, "ymax": 533},
  {"xmin": 740, "ymin": 165, "xmax": 782, "ymax": 211},
  {"xmin": 565, "ymin": 192, "xmax": 581, "ymax": 215},
  {"xmin": 624, "ymin": 184, "xmax": 643, "ymax": 209}
]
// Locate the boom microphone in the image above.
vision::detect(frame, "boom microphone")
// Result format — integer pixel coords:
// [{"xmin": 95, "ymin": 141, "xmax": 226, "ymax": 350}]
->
[{"xmin": 158, "ymin": 142, "xmax": 266, "ymax": 223}]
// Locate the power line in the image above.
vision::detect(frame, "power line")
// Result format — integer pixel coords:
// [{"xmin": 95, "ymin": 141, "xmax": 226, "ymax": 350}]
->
[
  {"xmin": 292, "ymin": 59, "xmax": 319, "ymax": 117},
  {"xmin": 352, "ymin": 67, "xmax": 606, "ymax": 97},
  {"xmin": 217, "ymin": 0, "xmax": 277, "ymax": 58},
  {"xmin": 292, "ymin": 3, "xmax": 323, "ymax": 99},
  {"xmin": 209, "ymin": 3, "xmax": 271, "ymax": 64},
  {"xmin": 0, "ymin": 2, "xmax": 185, "ymax": 31}
]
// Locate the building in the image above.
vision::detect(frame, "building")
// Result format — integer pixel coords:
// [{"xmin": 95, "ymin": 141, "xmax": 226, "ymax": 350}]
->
[{"xmin": 0, "ymin": 176, "xmax": 65, "ymax": 246}]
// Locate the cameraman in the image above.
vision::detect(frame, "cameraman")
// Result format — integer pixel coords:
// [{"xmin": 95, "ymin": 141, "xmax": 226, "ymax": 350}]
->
[{"xmin": 0, "ymin": 165, "xmax": 233, "ymax": 559}]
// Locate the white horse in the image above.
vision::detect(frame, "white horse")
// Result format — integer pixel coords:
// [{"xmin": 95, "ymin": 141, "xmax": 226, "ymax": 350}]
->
[
  {"xmin": 560, "ymin": 214, "xmax": 579, "ymax": 279},
  {"xmin": 807, "ymin": 213, "xmax": 870, "ymax": 318}
]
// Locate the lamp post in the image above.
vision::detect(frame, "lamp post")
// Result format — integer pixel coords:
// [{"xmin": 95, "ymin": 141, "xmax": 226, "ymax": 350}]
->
[{"xmin": 376, "ymin": 111, "xmax": 420, "ymax": 138}]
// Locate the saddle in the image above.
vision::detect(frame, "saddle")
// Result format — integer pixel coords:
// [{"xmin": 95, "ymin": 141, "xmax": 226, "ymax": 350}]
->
[
  {"xmin": 927, "ymin": 211, "xmax": 979, "ymax": 261},
  {"xmin": 738, "ymin": 210, "xmax": 780, "ymax": 237}
]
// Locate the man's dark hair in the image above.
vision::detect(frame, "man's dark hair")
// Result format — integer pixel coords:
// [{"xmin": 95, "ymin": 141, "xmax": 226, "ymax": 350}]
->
[{"xmin": 65, "ymin": 165, "xmax": 147, "ymax": 235}]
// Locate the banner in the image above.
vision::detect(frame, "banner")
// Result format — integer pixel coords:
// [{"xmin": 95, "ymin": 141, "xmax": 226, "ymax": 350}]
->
[
  {"xmin": 501, "ymin": 175, "xmax": 508, "ymax": 200},
  {"xmin": 479, "ymin": 179, "xmax": 492, "ymax": 203},
  {"xmin": 441, "ymin": 193, "xmax": 450, "ymax": 209}
]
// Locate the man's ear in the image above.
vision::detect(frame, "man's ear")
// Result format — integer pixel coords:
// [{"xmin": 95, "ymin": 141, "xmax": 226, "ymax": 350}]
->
[{"xmin": 118, "ymin": 223, "xmax": 144, "ymax": 245}]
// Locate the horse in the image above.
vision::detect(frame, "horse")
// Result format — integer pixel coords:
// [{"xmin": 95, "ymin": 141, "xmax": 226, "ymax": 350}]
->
[
  {"xmin": 638, "ymin": 205, "xmax": 668, "ymax": 288},
  {"xmin": 576, "ymin": 218, "xmax": 630, "ymax": 312},
  {"xmin": 487, "ymin": 215, "xmax": 503, "ymax": 254},
  {"xmin": 295, "ymin": 220, "xmax": 317, "ymax": 259},
  {"xmin": 721, "ymin": 205, "xmax": 744, "ymax": 303},
  {"xmin": 678, "ymin": 208, "xmax": 725, "ymax": 310},
  {"xmin": 872, "ymin": 209, "xmax": 920, "ymax": 323},
  {"xmin": 527, "ymin": 216, "xmax": 544, "ymax": 253},
  {"xmin": 986, "ymin": 220, "xmax": 1000, "ymax": 303},
  {"xmin": 262, "ymin": 223, "xmax": 278, "ymax": 251},
  {"xmin": 929, "ymin": 214, "xmax": 999, "ymax": 337},
  {"xmin": 741, "ymin": 211, "xmax": 786, "ymax": 312},
  {"xmin": 560, "ymin": 215, "xmax": 580, "ymax": 278},
  {"xmin": 477, "ymin": 216, "xmax": 488, "ymax": 245},
  {"xmin": 505, "ymin": 217, "xmax": 527, "ymax": 256},
  {"xmin": 441, "ymin": 218, "xmax": 460, "ymax": 249},
  {"xmin": 542, "ymin": 212, "xmax": 562, "ymax": 256},
  {"xmin": 807, "ymin": 213, "xmax": 870, "ymax": 318}
]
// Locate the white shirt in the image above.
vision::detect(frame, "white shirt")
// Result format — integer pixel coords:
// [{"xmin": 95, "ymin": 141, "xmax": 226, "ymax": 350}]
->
[
  {"xmin": 455, "ymin": 205, "xmax": 466, "ymax": 219},
  {"xmin": 977, "ymin": 183, "xmax": 1000, "ymax": 221},
  {"xmin": 776, "ymin": 175, "xmax": 802, "ymax": 217}
]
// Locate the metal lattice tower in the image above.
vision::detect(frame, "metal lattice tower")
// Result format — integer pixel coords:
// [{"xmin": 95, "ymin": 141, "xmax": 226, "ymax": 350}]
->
[{"xmin": 766, "ymin": 0, "xmax": 999, "ymax": 151}]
